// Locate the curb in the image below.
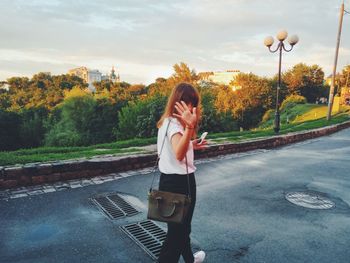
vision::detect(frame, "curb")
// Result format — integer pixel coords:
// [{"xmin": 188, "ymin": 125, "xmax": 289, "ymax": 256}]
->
[{"xmin": 1, "ymin": 120, "xmax": 350, "ymax": 190}]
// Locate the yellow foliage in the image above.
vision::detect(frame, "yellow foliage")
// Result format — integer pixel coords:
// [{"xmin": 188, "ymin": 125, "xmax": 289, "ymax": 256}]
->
[
  {"xmin": 94, "ymin": 88, "xmax": 110, "ymax": 100},
  {"xmin": 64, "ymin": 86, "xmax": 91, "ymax": 99}
]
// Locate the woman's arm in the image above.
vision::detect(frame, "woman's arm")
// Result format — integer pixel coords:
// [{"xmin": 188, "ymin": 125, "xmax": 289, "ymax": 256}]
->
[
  {"xmin": 171, "ymin": 101, "xmax": 197, "ymax": 161},
  {"xmin": 171, "ymin": 127, "xmax": 194, "ymax": 161}
]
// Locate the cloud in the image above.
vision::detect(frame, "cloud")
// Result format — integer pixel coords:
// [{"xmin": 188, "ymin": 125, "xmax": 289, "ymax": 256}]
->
[{"xmin": 0, "ymin": 0, "xmax": 349, "ymax": 84}]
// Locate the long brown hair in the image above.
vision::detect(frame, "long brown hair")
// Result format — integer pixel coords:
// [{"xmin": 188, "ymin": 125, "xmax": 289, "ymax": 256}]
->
[{"xmin": 157, "ymin": 83, "xmax": 201, "ymax": 132}]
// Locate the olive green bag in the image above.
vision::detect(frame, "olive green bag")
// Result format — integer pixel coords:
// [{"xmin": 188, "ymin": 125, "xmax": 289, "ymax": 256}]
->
[{"xmin": 147, "ymin": 120, "xmax": 192, "ymax": 224}]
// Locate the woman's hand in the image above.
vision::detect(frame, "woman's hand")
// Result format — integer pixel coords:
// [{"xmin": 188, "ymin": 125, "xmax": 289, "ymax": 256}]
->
[
  {"xmin": 192, "ymin": 138, "xmax": 208, "ymax": 150},
  {"xmin": 173, "ymin": 101, "xmax": 197, "ymax": 128}
]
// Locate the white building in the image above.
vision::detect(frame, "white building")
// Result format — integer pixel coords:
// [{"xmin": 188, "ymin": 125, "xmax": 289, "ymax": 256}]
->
[
  {"xmin": 101, "ymin": 66, "xmax": 120, "ymax": 83},
  {"xmin": 0, "ymin": 82, "xmax": 9, "ymax": 91},
  {"xmin": 68, "ymin": 66, "xmax": 102, "ymax": 92},
  {"xmin": 198, "ymin": 70, "xmax": 241, "ymax": 91}
]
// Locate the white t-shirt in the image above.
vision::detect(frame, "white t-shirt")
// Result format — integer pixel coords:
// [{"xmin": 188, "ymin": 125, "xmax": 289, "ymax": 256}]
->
[{"xmin": 157, "ymin": 117, "xmax": 196, "ymax": 174}]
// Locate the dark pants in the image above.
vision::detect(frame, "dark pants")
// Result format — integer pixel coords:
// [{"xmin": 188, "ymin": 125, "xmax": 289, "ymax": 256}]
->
[{"xmin": 157, "ymin": 173, "xmax": 196, "ymax": 263}]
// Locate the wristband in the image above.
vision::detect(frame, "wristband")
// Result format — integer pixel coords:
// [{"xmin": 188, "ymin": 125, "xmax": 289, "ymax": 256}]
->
[{"xmin": 186, "ymin": 125, "xmax": 195, "ymax": 129}]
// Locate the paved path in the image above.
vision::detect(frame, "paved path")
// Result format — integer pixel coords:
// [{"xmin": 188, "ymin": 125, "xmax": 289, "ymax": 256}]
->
[{"xmin": 1, "ymin": 128, "xmax": 350, "ymax": 263}]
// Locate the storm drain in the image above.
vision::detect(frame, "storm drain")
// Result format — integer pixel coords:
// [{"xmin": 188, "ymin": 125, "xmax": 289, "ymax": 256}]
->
[
  {"xmin": 121, "ymin": 220, "xmax": 166, "ymax": 260},
  {"xmin": 285, "ymin": 191, "xmax": 335, "ymax": 209},
  {"xmin": 91, "ymin": 193, "xmax": 139, "ymax": 219}
]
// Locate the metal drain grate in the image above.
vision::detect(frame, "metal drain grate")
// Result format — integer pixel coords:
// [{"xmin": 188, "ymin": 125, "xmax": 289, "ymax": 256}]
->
[
  {"xmin": 91, "ymin": 193, "xmax": 140, "ymax": 219},
  {"xmin": 285, "ymin": 191, "xmax": 335, "ymax": 209},
  {"xmin": 121, "ymin": 220, "xmax": 166, "ymax": 260}
]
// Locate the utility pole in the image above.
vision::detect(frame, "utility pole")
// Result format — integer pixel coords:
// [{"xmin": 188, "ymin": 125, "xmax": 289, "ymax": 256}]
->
[{"xmin": 327, "ymin": 1, "xmax": 345, "ymax": 120}]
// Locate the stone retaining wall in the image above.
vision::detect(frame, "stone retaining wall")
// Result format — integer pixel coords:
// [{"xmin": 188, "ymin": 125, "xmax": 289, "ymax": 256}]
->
[{"xmin": 1, "ymin": 121, "xmax": 350, "ymax": 190}]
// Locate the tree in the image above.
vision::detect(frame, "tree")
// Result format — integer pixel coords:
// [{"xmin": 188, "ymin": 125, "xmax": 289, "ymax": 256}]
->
[
  {"xmin": 170, "ymin": 62, "xmax": 198, "ymax": 84},
  {"xmin": 230, "ymin": 73, "xmax": 274, "ymax": 129},
  {"xmin": 339, "ymin": 64, "xmax": 350, "ymax": 88},
  {"xmin": 148, "ymin": 62, "xmax": 198, "ymax": 97},
  {"xmin": 116, "ymin": 95, "xmax": 167, "ymax": 140},
  {"xmin": 200, "ymin": 86, "xmax": 238, "ymax": 132},
  {"xmin": 213, "ymin": 84, "xmax": 235, "ymax": 114},
  {"xmin": 0, "ymin": 109, "xmax": 22, "ymax": 150},
  {"xmin": 0, "ymin": 89, "xmax": 11, "ymax": 110},
  {"xmin": 64, "ymin": 86, "xmax": 91, "ymax": 99},
  {"xmin": 44, "ymin": 95, "xmax": 97, "ymax": 146},
  {"xmin": 5, "ymin": 73, "xmax": 87, "ymax": 111},
  {"xmin": 44, "ymin": 93, "xmax": 121, "ymax": 146},
  {"xmin": 283, "ymin": 63, "xmax": 326, "ymax": 102},
  {"xmin": 7, "ymin": 77, "xmax": 31, "ymax": 111},
  {"xmin": 19, "ymin": 107, "xmax": 49, "ymax": 148}
]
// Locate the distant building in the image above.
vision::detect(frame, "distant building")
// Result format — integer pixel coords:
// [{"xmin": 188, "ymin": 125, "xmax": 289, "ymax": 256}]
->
[
  {"xmin": 68, "ymin": 66, "xmax": 121, "ymax": 92},
  {"xmin": 325, "ymin": 74, "xmax": 334, "ymax": 86},
  {"xmin": 198, "ymin": 70, "xmax": 241, "ymax": 91},
  {"xmin": 101, "ymin": 66, "xmax": 120, "ymax": 83},
  {"xmin": 68, "ymin": 66, "xmax": 102, "ymax": 92},
  {"xmin": 325, "ymin": 73, "xmax": 343, "ymax": 87},
  {"xmin": 0, "ymin": 81, "xmax": 9, "ymax": 91}
]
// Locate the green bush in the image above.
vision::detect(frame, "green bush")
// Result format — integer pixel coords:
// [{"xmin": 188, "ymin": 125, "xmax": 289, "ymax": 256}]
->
[
  {"xmin": 19, "ymin": 107, "xmax": 49, "ymax": 148},
  {"xmin": 44, "ymin": 128, "xmax": 83, "ymax": 147},
  {"xmin": 280, "ymin": 94, "xmax": 307, "ymax": 110},
  {"xmin": 200, "ymin": 91, "xmax": 238, "ymax": 133},
  {"xmin": 45, "ymin": 95, "xmax": 123, "ymax": 146},
  {"xmin": 44, "ymin": 95, "xmax": 95, "ymax": 146},
  {"xmin": 116, "ymin": 95, "xmax": 167, "ymax": 140},
  {"xmin": 88, "ymin": 98, "xmax": 120, "ymax": 144},
  {"xmin": 0, "ymin": 109, "xmax": 22, "ymax": 151},
  {"xmin": 116, "ymin": 91, "xmax": 239, "ymax": 140},
  {"xmin": 261, "ymin": 109, "xmax": 274, "ymax": 123}
]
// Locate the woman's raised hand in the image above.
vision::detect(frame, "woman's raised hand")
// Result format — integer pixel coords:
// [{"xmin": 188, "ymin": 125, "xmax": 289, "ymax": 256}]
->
[{"xmin": 173, "ymin": 101, "xmax": 197, "ymax": 128}]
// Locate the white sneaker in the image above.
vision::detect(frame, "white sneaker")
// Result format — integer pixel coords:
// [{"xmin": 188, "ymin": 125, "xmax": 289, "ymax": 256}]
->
[{"xmin": 193, "ymin": 250, "xmax": 206, "ymax": 263}]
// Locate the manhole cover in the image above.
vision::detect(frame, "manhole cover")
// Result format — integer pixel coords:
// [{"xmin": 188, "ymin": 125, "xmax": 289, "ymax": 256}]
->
[
  {"xmin": 121, "ymin": 220, "xmax": 166, "ymax": 260},
  {"xmin": 91, "ymin": 193, "xmax": 140, "ymax": 219},
  {"xmin": 285, "ymin": 191, "xmax": 335, "ymax": 209}
]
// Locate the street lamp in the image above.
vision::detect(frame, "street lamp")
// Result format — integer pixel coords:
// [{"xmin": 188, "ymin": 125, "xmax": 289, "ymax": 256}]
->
[{"xmin": 264, "ymin": 30, "xmax": 299, "ymax": 133}]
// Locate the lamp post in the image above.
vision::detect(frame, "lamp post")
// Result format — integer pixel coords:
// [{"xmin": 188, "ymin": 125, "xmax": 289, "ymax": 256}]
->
[{"xmin": 264, "ymin": 30, "xmax": 299, "ymax": 133}]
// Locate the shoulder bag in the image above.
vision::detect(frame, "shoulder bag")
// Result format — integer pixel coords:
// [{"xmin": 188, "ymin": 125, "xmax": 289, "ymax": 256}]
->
[{"xmin": 147, "ymin": 119, "xmax": 192, "ymax": 224}]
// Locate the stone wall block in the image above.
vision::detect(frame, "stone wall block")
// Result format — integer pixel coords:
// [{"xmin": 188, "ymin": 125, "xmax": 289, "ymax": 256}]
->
[
  {"xmin": 46, "ymin": 173, "xmax": 61, "ymax": 183},
  {"xmin": 1, "ymin": 180, "xmax": 18, "ymax": 189},
  {"xmin": 36, "ymin": 164, "xmax": 53, "ymax": 175},
  {"xmin": 60, "ymin": 172, "xmax": 80, "ymax": 181},
  {"xmin": 18, "ymin": 175, "xmax": 32, "ymax": 186},
  {"xmin": 86, "ymin": 169, "xmax": 103, "ymax": 177},
  {"xmin": 51, "ymin": 163, "xmax": 67, "ymax": 173},
  {"xmin": 4, "ymin": 167, "xmax": 23, "ymax": 180},
  {"xmin": 69, "ymin": 161, "xmax": 86, "ymax": 172},
  {"xmin": 23, "ymin": 165, "xmax": 38, "ymax": 177},
  {"xmin": 32, "ymin": 175, "xmax": 48, "ymax": 185},
  {"xmin": 0, "ymin": 167, "xmax": 4, "ymax": 179},
  {"xmin": 110, "ymin": 160, "xmax": 123, "ymax": 170}
]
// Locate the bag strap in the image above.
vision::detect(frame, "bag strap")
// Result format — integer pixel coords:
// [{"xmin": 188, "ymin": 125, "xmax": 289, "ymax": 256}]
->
[
  {"xmin": 185, "ymin": 155, "xmax": 191, "ymax": 198},
  {"xmin": 149, "ymin": 118, "xmax": 191, "ymax": 198}
]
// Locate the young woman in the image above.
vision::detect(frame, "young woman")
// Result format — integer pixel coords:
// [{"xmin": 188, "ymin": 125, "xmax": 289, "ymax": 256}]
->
[{"xmin": 156, "ymin": 83, "xmax": 206, "ymax": 263}]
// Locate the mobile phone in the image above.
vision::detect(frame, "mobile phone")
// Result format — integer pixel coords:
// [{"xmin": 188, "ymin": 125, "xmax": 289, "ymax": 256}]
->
[{"xmin": 198, "ymin": 132, "xmax": 208, "ymax": 145}]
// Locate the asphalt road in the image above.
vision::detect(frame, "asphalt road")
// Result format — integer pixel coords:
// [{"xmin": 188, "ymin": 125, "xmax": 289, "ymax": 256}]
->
[{"xmin": 1, "ymin": 128, "xmax": 350, "ymax": 263}]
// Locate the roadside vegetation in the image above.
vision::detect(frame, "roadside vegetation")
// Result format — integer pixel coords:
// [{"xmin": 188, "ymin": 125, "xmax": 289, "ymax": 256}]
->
[
  {"xmin": 1, "ymin": 105, "xmax": 349, "ymax": 166},
  {"xmin": 1, "ymin": 63, "xmax": 349, "ymax": 166}
]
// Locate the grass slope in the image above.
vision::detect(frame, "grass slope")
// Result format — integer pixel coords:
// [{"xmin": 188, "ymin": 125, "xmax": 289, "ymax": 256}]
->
[{"xmin": 1, "ymin": 104, "xmax": 349, "ymax": 166}]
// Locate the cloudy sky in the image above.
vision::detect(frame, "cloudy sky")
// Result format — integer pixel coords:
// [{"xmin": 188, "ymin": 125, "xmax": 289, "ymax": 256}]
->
[{"xmin": 0, "ymin": 0, "xmax": 349, "ymax": 84}]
